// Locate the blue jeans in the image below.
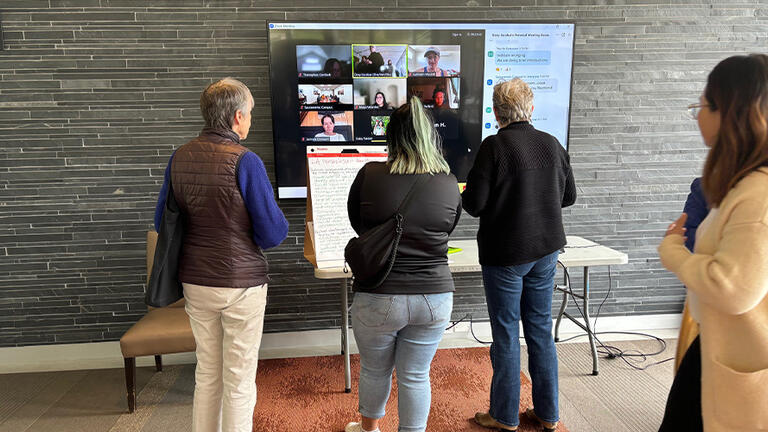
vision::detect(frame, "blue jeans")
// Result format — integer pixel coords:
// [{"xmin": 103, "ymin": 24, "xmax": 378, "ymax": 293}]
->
[
  {"xmin": 482, "ymin": 251, "xmax": 559, "ymax": 428},
  {"xmin": 351, "ymin": 292, "xmax": 453, "ymax": 432}
]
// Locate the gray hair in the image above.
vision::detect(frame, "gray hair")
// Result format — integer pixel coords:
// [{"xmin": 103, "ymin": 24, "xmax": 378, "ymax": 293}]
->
[
  {"xmin": 200, "ymin": 77, "xmax": 253, "ymax": 130},
  {"xmin": 386, "ymin": 96, "xmax": 450, "ymax": 175},
  {"xmin": 492, "ymin": 78, "xmax": 533, "ymax": 126}
]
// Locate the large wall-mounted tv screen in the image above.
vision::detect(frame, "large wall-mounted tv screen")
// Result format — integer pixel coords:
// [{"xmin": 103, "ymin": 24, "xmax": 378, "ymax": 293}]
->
[{"xmin": 267, "ymin": 22, "xmax": 575, "ymax": 199}]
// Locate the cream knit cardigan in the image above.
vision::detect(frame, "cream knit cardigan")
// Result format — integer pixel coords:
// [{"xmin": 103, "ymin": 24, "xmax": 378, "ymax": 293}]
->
[{"xmin": 659, "ymin": 168, "xmax": 768, "ymax": 431}]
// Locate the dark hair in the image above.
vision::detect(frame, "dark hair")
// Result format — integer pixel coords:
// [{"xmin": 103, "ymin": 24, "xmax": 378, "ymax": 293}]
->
[
  {"xmin": 321, "ymin": 114, "xmax": 335, "ymax": 125},
  {"xmin": 701, "ymin": 54, "xmax": 768, "ymax": 205},
  {"xmin": 374, "ymin": 91, "xmax": 388, "ymax": 107},
  {"xmin": 323, "ymin": 58, "xmax": 342, "ymax": 75},
  {"xmin": 432, "ymin": 88, "xmax": 446, "ymax": 99}
]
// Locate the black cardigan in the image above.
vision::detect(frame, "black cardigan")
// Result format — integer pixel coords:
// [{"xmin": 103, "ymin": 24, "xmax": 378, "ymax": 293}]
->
[
  {"xmin": 347, "ymin": 162, "xmax": 462, "ymax": 294},
  {"xmin": 462, "ymin": 122, "xmax": 576, "ymax": 266}
]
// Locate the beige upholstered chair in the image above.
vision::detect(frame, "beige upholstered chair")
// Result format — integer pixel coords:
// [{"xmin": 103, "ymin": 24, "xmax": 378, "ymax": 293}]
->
[{"xmin": 119, "ymin": 231, "xmax": 195, "ymax": 413}]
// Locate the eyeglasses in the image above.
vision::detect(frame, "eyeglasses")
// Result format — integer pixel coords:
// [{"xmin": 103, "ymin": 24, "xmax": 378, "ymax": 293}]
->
[{"xmin": 687, "ymin": 102, "xmax": 712, "ymax": 119}]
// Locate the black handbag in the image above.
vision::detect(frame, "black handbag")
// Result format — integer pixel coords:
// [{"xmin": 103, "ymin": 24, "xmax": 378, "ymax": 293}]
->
[
  {"xmin": 146, "ymin": 180, "xmax": 185, "ymax": 307},
  {"xmin": 344, "ymin": 176, "xmax": 426, "ymax": 289}
]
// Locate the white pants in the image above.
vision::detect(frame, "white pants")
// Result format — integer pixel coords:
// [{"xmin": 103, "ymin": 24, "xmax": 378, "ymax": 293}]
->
[{"xmin": 183, "ymin": 282, "xmax": 268, "ymax": 432}]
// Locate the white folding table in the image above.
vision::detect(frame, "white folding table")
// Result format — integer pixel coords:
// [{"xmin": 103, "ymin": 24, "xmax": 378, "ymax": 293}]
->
[{"xmin": 313, "ymin": 235, "xmax": 629, "ymax": 391}]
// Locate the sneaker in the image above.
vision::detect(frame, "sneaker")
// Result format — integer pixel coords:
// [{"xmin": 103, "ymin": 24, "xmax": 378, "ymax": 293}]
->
[
  {"xmin": 524, "ymin": 408, "xmax": 558, "ymax": 431},
  {"xmin": 344, "ymin": 422, "xmax": 380, "ymax": 432},
  {"xmin": 473, "ymin": 412, "xmax": 518, "ymax": 431}
]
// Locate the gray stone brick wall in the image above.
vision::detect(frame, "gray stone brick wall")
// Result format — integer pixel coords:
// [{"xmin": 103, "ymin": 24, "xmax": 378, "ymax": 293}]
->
[{"xmin": 1, "ymin": 1, "xmax": 764, "ymax": 347}]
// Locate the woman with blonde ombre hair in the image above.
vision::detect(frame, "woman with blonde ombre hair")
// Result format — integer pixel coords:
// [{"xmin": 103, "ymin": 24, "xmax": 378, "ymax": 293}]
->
[
  {"xmin": 344, "ymin": 97, "xmax": 462, "ymax": 432},
  {"xmin": 658, "ymin": 54, "xmax": 768, "ymax": 431}
]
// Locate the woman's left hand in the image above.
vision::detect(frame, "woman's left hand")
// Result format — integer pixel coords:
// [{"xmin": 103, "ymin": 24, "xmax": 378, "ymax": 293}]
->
[{"xmin": 665, "ymin": 213, "xmax": 688, "ymax": 237}]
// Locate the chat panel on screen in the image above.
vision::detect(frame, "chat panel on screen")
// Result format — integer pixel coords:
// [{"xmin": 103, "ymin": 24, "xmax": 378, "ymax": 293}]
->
[
  {"xmin": 407, "ymin": 45, "xmax": 461, "ymax": 78},
  {"xmin": 352, "ymin": 44, "xmax": 408, "ymax": 78},
  {"xmin": 297, "ymin": 45, "xmax": 353, "ymax": 78},
  {"xmin": 480, "ymin": 24, "xmax": 574, "ymax": 146},
  {"xmin": 300, "ymin": 110, "xmax": 354, "ymax": 142}
]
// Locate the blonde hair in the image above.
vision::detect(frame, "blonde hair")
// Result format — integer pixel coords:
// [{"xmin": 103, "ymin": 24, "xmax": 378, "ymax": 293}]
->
[
  {"xmin": 492, "ymin": 78, "xmax": 534, "ymax": 126},
  {"xmin": 386, "ymin": 97, "xmax": 450, "ymax": 175},
  {"xmin": 200, "ymin": 77, "xmax": 253, "ymax": 130}
]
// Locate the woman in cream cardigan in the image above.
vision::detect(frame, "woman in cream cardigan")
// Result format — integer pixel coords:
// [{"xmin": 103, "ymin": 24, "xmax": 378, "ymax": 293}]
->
[{"xmin": 658, "ymin": 54, "xmax": 768, "ymax": 432}]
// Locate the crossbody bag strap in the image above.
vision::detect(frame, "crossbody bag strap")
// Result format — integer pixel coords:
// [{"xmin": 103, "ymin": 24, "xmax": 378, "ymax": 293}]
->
[
  {"xmin": 394, "ymin": 175, "xmax": 428, "ymax": 221},
  {"xmin": 358, "ymin": 176, "xmax": 427, "ymax": 289}
]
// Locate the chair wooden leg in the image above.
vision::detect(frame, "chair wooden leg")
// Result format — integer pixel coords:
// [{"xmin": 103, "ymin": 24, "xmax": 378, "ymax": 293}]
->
[
  {"xmin": 124, "ymin": 357, "xmax": 136, "ymax": 413},
  {"xmin": 155, "ymin": 354, "xmax": 163, "ymax": 372}
]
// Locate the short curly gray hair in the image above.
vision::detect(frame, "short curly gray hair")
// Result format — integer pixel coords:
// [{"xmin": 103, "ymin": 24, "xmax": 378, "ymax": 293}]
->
[{"xmin": 492, "ymin": 78, "xmax": 534, "ymax": 126}]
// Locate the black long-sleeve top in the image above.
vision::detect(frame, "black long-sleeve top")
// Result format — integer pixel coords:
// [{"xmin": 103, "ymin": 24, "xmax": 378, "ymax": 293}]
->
[
  {"xmin": 347, "ymin": 162, "xmax": 462, "ymax": 294},
  {"xmin": 462, "ymin": 121, "xmax": 576, "ymax": 266}
]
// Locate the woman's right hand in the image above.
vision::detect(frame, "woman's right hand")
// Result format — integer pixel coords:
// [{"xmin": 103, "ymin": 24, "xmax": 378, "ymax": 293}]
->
[{"xmin": 665, "ymin": 213, "xmax": 688, "ymax": 238}]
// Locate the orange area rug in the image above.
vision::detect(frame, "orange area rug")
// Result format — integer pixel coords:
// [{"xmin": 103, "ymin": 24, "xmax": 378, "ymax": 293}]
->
[{"xmin": 253, "ymin": 347, "xmax": 568, "ymax": 431}]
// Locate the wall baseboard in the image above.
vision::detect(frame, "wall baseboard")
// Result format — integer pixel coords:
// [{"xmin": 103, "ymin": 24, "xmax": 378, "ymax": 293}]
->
[{"xmin": 0, "ymin": 313, "xmax": 681, "ymax": 374}]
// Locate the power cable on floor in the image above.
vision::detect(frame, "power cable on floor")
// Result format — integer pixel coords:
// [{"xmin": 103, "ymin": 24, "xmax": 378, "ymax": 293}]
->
[
  {"xmin": 445, "ymin": 265, "xmax": 674, "ymax": 371},
  {"xmin": 559, "ymin": 264, "xmax": 674, "ymax": 371}
]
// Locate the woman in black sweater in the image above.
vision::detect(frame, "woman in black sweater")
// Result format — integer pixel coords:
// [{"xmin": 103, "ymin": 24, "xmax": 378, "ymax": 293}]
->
[
  {"xmin": 464, "ymin": 78, "xmax": 576, "ymax": 432},
  {"xmin": 344, "ymin": 97, "xmax": 461, "ymax": 432}
]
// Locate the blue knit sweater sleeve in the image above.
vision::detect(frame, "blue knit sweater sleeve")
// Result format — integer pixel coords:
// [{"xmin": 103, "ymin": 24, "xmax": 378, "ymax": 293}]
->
[
  {"xmin": 237, "ymin": 151, "xmax": 289, "ymax": 249},
  {"xmin": 682, "ymin": 177, "xmax": 708, "ymax": 252},
  {"xmin": 154, "ymin": 151, "xmax": 288, "ymax": 249},
  {"xmin": 153, "ymin": 153, "xmax": 173, "ymax": 232}
]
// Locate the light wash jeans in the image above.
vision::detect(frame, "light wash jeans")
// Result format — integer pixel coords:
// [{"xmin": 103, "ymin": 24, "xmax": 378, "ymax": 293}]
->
[
  {"xmin": 183, "ymin": 282, "xmax": 268, "ymax": 432},
  {"xmin": 351, "ymin": 292, "xmax": 453, "ymax": 432}
]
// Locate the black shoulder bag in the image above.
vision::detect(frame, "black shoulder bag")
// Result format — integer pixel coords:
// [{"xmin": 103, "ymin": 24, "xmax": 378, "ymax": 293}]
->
[
  {"xmin": 344, "ymin": 176, "xmax": 427, "ymax": 289},
  {"xmin": 146, "ymin": 180, "xmax": 185, "ymax": 307}
]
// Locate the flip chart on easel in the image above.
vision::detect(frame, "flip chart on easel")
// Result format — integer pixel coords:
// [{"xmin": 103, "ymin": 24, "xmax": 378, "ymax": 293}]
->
[{"xmin": 303, "ymin": 146, "xmax": 388, "ymax": 269}]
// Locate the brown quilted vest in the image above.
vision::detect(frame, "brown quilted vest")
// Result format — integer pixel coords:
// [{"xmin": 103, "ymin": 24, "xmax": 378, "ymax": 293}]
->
[{"xmin": 171, "ymin": 128, "xmax": 268, "ymax": 288}]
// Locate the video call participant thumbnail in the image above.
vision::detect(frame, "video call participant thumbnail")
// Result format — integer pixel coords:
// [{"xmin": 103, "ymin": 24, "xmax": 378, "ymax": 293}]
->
[
  {"xmin": 431, "ymin": 108, "xmax": 459, "ymax": 140},
  {"xmin": 300, "ymin": 111, "xmax": 353, "ymax": 142},
  {"xmin": 353, "ymin": 110, "xmax": 391, "ymax": 141},
  {"xmin": 407, "ymin": 78, "xmax": 459, "ymax": 140},
  {"xmin": 407, "ymin": 77, "xmax": 460, "ymax": 110},
  {"xmin": 408, "ymin": 45, "xmax": 460, "ymax": 78},
  {"xmin": 353, "ymin": 45, "xmax": 407, "ymax": 78},
  {"xmin": 298, "ymin": 84, "xmax": 354, "ymax": 108},
  {"xmin": 296, "ymin": 45, "xmax": 352, "ymax": 78},
  {"xmin": 353, "ymin": 79, "xmax": 407, "ymax": 110},
  {"xmin": 371, "ymin": 116, "xmax": 389, "ymax": 136}
]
